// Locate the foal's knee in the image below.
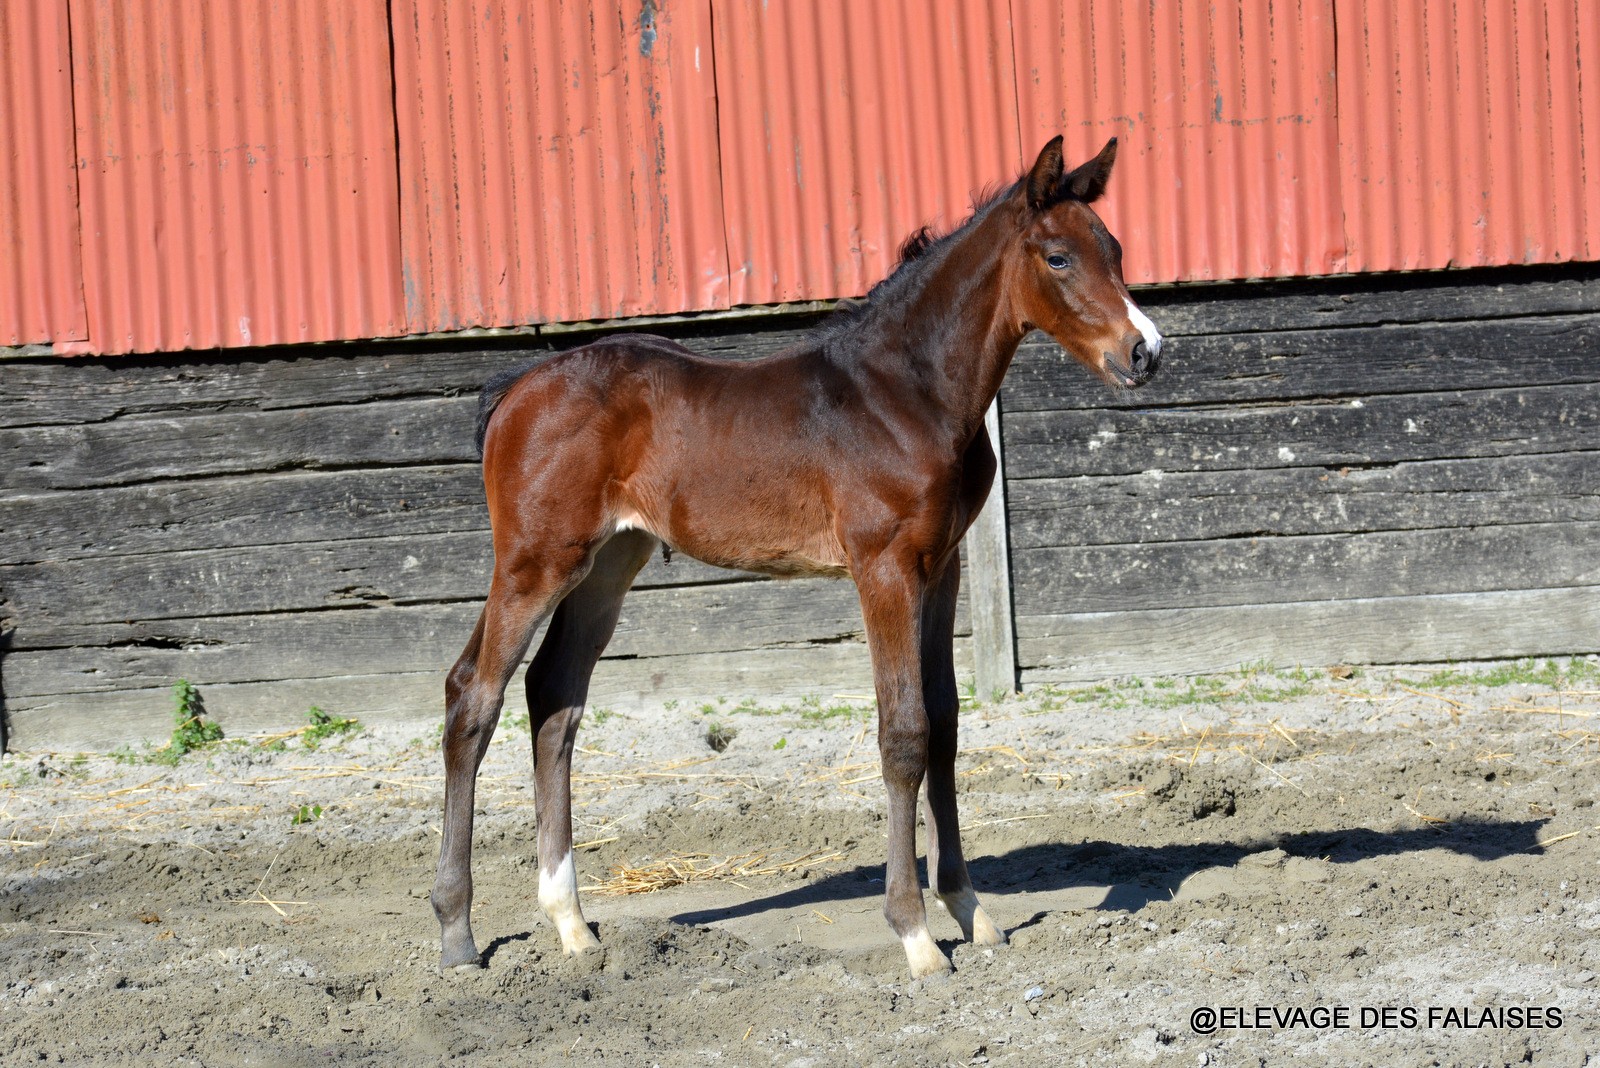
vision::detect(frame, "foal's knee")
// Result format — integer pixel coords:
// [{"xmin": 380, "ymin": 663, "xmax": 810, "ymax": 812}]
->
[
  {"xmin": 442, "ymin": 674, "xmax": 501, "ymax": 750},
  {"xmin": 878, "ymin": 719, "xmax": 929, "ymax": 786}
]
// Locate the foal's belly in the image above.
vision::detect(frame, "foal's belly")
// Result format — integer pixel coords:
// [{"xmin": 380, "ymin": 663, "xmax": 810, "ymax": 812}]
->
[{"xmin": 614, "ymin": 493, "xmax": 850, "ymax": 580}]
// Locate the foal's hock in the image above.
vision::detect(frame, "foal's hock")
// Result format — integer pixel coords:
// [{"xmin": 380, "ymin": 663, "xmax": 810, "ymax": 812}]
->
[{"xmin": 432, "ymin": 136, "xmax": 1164, "ymax": 979}]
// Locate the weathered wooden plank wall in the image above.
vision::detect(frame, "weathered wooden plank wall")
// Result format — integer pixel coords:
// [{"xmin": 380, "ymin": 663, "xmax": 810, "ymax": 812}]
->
[
  {"xmin": 3, "ymin": 265, "xmax": 1597, "ymax": 750},
  {"xmin": 999, "ymin": 266, "xmax": 1600, "ymax": 684},
  {"xmin": 0, "ymin": 323, "xmax": 972, "ymax": 751}
]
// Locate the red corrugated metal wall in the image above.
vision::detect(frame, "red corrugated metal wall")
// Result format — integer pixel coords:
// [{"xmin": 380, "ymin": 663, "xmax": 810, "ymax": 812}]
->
[
  {"xmin": 1337, "ymin": 0, "xmax": 1600, "ymax": 272},
  {"xmin": 713, "ymin": 0, "xmax": 1021, "ymax": 306},
  {"xmin": 0, "ymin": 1, "xmax": 87, "ymax": 345},
  {"xmin": 1014, "ymin": 0, "xmax": 1346, "ymax": 284},
  {"xmin": 65, "ymin": 0, "xmax": 404, "ymax": 354},
  {"xmin": 392, "ymin": 0, "xmax": 729, "ymax": 332},
  {"xmin": 1, "ymin": 0, "xmax": 1596, "ymax": 355}
]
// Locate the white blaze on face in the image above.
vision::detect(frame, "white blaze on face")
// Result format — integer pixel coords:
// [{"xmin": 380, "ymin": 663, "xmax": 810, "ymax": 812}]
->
[{"xmin": 1124, "ymin": 297, "xmax": 1163, "ymax": 357}]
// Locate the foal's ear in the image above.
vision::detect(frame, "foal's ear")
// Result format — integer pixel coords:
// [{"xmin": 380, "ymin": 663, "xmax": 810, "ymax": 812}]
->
[
  {"xmin": 1025, "ymin": 135, "xmax": 1066, "ymax": 210},
  {"xmin": 1064, "ymin": 137, "xmax": 1119, "ymax": 203}
]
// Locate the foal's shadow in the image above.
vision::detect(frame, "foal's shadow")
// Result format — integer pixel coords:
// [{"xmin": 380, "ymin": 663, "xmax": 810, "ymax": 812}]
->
[{"xmin": 668, "ymin": 818, "xmax": 1550, "ymax": 929}]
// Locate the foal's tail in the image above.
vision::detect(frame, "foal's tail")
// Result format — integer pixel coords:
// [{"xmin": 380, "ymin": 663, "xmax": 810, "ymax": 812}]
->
[{"xmin": 474, "ymin": 363, "xmax": 539, "ymax": 458}]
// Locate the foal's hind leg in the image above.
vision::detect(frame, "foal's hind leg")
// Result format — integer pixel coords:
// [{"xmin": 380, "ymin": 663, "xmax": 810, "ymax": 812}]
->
[
  {"xmin": 854, "ymin": 547, "xmax": 950, "ymax": 978},
  {"xmin": 433, "ymin": 559, "xmax": 586, "ymax": 970},
  {"xmin": 922, "ymin": 556, "xmax": 1006, "ymax": 946},
  {"xmin": 525, "ymin": 531, "xmax": 655, "ymax": 955}
]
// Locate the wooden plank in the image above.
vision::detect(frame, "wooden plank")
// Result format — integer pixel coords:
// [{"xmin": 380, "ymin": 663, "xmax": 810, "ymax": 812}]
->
[
  {"xmin": 1128, "ymin": 269, "xmax": 1600, "ymax": 338},
  {"xmin": 0, "ymin": 348, "xmax": 533, "ymax": 430},
  {"xmin": 0, "ymin": 463, "xmax": 751, "ymax": 590},
  {"xmin": 0, "ymin": 319, "xmax": 826, "ymax": 492},
  {"xmin": 0, "ymin": 533, "xmax": 887, "ymax": 643},
  {"xmin": 0, "ymin": 326, "xmax": 808, "ymax": 430},
  {"xmin": 1001, "ymin": 314, "xmax": 1600, "ymax": 413},
  {"xmin": 4, "ymin": 581, "xmax": 968, "ymax": 695},
  {"xmin": 1011, "ymin": 521, "xmax": 1600, "ymax": 618},
  {"xmin": 5, "ymin": 269, "xmax": 1592, "ymax": 429},
  {"xmin": 2, "ymin": 602, "xmax": 484, "ymax": 697},
  {"xmin": 0, "ymin": 464, "xmax": 487, "ymax": 563},
  {"xmin": 965, "ymin": 400, "xmax": 1017, "ymax": 698},
  {"xmin": 1008, "ymin": 453, "xmax": 1600, "ymax": 550},
  {"xmin": 1, "ymin": 396, "xmax": 479, "ymax": 493},
  {"xmin": 1003, "ymin": 382, "xmax": 1600, "ymax": 480},
  {"xmin": 7, "ymin": 639, "xmax": 976, "ymax": 752},
  {"xmin": 0, "ymin": 586, "xmax": 866, "ymax": 697},
  {"xmin": 1015, "ymin": 586, "xmax": 1600, "ymax": 682}
]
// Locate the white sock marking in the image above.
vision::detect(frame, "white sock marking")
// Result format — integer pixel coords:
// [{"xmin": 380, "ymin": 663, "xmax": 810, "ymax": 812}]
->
[
  {"xmin": 901, "ymin": 928, "xmax": 951, "ymax": 977},
  {"xmin": 539, "ymin": 850, "xmax": 598, "ymax": 953}
]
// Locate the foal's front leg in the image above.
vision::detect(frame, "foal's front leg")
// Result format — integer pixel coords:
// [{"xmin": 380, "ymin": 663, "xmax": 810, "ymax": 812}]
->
[
  {"xmin": 921, "ymin": 555, "xmax": 1006, "ymax": 946},
  {"xmin": 855, "ymin": 551, "xmax": 950, "ymax": 978}
]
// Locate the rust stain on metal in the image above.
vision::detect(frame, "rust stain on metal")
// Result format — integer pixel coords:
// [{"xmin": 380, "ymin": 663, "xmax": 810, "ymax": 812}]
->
[{"xmin": 392, "ymin": 0, "xmax": 729, "ymax": 333}]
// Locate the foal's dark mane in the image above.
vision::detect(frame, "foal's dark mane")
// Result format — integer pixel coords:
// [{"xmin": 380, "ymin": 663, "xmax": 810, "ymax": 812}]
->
[{"xmin": 811, "ymin": 178, "xmax": 1020, "ymax": 347}]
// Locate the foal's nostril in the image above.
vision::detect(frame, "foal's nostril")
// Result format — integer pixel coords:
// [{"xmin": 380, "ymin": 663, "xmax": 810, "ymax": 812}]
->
[{"xmin": 1131, "ymin": 340, "xmax": 1152, "ymax": 376}]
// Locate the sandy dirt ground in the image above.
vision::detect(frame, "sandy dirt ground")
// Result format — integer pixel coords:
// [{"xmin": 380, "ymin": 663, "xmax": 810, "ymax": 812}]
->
[{"xmin": 3, "ymin": 659, "xmax": 1599, "ymax": 1067}]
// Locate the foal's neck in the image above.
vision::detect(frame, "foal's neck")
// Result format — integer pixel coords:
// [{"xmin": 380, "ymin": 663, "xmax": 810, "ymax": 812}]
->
[{"xmin": 855, "ymin": 207, "xmax": 1025, "ymax": 447}]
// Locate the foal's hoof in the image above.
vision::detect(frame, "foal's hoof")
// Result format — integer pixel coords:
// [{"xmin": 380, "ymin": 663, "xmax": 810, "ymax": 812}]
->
[
  {"xmin": 970, "ymin": 909, "xmax": 1008, "ymax": 947},
  {"xmin": 558, "ymin": 924, "xmax": 602, "ymax": 957},
  {"xmin": 550, "ymin": 914, "xmax": 601, "ymax": 952},
  {"xmin": 902, "ymin": 930, "xmax": 953, "ymax": 979},
  {"xmin": 439, "ymin": 937, "xmax": 483, "ymax": 972}
]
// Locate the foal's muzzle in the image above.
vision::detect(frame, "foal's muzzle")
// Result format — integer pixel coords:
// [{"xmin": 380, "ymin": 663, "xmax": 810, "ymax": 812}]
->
[{"xmin": 1104, "ymin": 336, "xmax": 1160, "ymax": 388}]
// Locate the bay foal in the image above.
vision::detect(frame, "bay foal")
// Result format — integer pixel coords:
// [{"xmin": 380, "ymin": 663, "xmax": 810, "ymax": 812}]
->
[{"xmin": 433, "ymin": 136, "xmax": 1164, "ymax": 978}]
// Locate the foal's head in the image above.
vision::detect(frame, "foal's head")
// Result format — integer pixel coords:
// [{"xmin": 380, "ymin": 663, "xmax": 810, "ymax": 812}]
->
[{"xmin": 1006, "ymin": 136, "xmax": 1163, "ymax": 389}]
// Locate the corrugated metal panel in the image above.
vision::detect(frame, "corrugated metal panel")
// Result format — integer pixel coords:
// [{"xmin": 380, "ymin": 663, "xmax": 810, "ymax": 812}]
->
[
  {"xmin": 1013, "ymin": 0, "xmax": 1345, "ymax": 284},
  {"xmin": 1337, "ymin": 0, "xmax": 1600, "ymax": 273},
  {"xmin": 67, "ymin": 0, "xmax": 404, "ymax": 355},
  {"xmin": 393, "ymin": 0, "xmax": 729, "ymax": 332},
  {"xmin": 0, "ymin": 0, "xmax": 87, "ymax": 345},
  {"xmin": 712, "ymin": 0, "xmax": 1022, "ymax": 306}
]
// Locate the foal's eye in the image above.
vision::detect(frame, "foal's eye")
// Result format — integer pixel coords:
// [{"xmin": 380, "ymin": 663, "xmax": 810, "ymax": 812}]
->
[{"xmin": 1046, "ymin": 253, "xmax": 1070, "ymax": 270}]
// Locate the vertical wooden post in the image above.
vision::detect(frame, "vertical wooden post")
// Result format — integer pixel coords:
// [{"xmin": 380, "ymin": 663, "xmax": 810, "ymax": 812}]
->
[{"xmin": 967, "ymin": 397, "xmax": 1018, "ymax": 699}]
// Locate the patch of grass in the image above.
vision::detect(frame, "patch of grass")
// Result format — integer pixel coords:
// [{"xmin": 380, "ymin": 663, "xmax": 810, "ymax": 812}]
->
[
  {"xmin": 149, "ymin": 679, "xmax": 223, "ymax": 765},
  {"xmin": 301, "ymin": 706, "xmax": 360, "ymax": 750},
  {"xmin": 1031, "ymin": 663, "xmax": 1327, "ymax": 713},
  {"xmin": 1398, "ymin": 658, "xmax": 1600, "ymax": 691},
  {"xmin": 794, "ymin": 694, "xmax": 873, "ymax": 723}
]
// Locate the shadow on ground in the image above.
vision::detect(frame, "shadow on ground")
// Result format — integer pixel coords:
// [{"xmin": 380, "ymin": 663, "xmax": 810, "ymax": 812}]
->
[{"xmin": 669, "ymin": 818, "xmax": 1550, "ymax": 928}]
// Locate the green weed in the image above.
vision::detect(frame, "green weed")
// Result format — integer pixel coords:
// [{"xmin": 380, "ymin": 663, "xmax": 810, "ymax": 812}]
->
[
  {"xmin": 1398, "ymin": 658, "xmax": 1600, "ymax": 691},
  {"xmin": 301, "ymin": 706, "xmax": 360, "ymax": 750},
  {"xmin": 291, "ymin": 804, "xmax": 324, "ymax": 826},
  {"xmin": 794, "ymin": 694, "xmax": 873, "ymax": 723},
  {"xmin": 149, "ymin": 680, "xmax": 223, "ymax": 765}
]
